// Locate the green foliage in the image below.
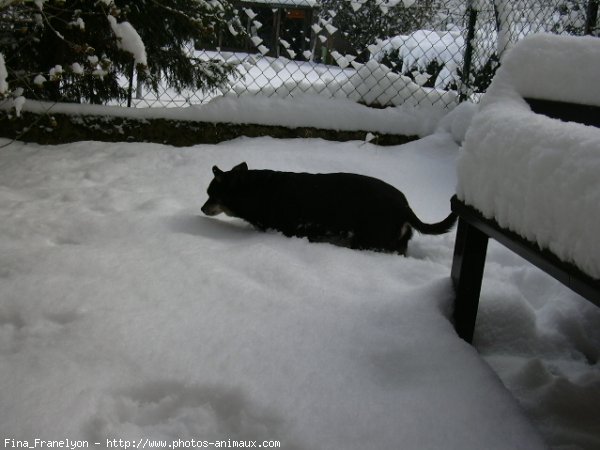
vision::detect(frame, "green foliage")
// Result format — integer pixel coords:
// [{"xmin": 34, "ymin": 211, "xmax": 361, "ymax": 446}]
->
[
  {"xmin": 470, "ymin": 52, "xmax": 500, "ymax": 93},
  {"xmin": 318, "ymin": 0, "xmax": 437, "ymax": 59},
  {"xmin": 0, "ymin": 0, "xmax": 245, "ymax": 104},
  {"xmin": 378, "ymin": 48, "xmax": 446, "ymax": 89},
  {"xmin": 551, "ymin": 0, "xmax": 588, "ymax": 34},
  {"xmin": 1, "ymin": 1, "xmax": 128, "ymax": 103},
  {"xmin": 119, "ymin": 0, "xmax": 245, "ymax": 95}
]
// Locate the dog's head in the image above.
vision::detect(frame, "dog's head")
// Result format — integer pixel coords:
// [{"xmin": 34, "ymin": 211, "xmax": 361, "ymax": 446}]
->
[{"xmin": 201, "ymin": 162, "xmax": 248, "ymax": 217}]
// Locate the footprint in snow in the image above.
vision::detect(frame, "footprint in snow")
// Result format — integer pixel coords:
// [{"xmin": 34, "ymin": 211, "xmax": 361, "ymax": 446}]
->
[{"xmin": 85, "ymin": 381, "xmax": 303, "ymax": 448}]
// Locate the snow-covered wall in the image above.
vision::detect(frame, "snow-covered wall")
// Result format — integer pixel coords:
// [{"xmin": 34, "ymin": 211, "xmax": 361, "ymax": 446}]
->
[{"xmin": 457, "ymin": 33, "xmax": 600, "ymax": 279}]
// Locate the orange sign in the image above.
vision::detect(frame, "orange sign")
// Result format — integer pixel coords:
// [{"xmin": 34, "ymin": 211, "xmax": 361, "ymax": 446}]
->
[{"xmin": 287, "ymin": 9, "xmax": 305, "ymax": 19}]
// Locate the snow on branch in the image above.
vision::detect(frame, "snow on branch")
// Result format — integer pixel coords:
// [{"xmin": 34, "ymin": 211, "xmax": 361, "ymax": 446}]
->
[{"xmin": 107, "ymin": 15, "xmax": 147, "ymax": 67}]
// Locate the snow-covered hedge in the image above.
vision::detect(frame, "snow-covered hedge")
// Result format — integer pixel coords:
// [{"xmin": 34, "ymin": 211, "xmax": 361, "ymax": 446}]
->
[
  {"xmin": 457, "ymin": 33, "xmax": 600, "ymax": 279},
  {"xmin": 372, "ymin": 29, "xmax": 464, "ymax": 90}
]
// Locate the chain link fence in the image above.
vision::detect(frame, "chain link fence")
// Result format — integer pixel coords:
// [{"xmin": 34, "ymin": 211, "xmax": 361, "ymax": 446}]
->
[{"xmin": 119, "ymin": 0, "xmax": 597, "ymax": 108}]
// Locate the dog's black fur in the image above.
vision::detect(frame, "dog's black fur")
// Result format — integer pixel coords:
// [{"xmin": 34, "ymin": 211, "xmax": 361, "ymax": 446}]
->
[{"xmin": 201, "ymin": 162, "xmax": 456, "ymax": 254}]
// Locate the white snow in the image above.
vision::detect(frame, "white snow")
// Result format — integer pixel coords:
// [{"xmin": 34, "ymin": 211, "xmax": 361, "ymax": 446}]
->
[
  {"xmin": 1, "ymin": 100, "xmax": 599, "ymax": 448},
  {"xmin": 229, "ymin": 53, "xmax": 457, "ymax": 108},
  {"xmin": 435, "ymin": 100, "xmax": 479, "ymax": 144},
  {"xmin": 0, "ymin": 52, "xmax": 9, "ymax": 94},
  {"xmin": 13, "ymin": 95, "xmax": 25, "ymax": 117},
  {"xmin": 457, "ymin": 33, "xmax": 600, "ymax": 278},
  {"xmin": 486, "ymin": 33, "xmax": 600, "ymax": 106},
  {"xmin": 1, "ymin": 32, "xmax": 599, "ymax": 448},
  {"xmin": 0, "ymin": 131, "xmax": 552, "ymax": 449},
  {"xmin": 250, "ymin": 36, "xmax": 263, "ymax": 47},
  {"xmin": 72, "ymin": 17, "xmax": 85, "ymax": 30},
  {"xmin": 126, "ymin": 51, "xmax": 458, "ymax": 109},
  {"xmin": 71, "ymin": 62, "xmax": 84, "ymax": 75},
  {"xmin": 49, "ymin": 65, "xmax": 63, "ymax": 80},
  {"xmin": 33, "ymin": 74, "xmax": 47, "ymax": 86},
  {"xmin": 373, "ymin": 29, "xmax": 464, "ymax": 89},
  {"xmin": 8, "ymin": 94, "xmax": 448, "ymax": 138},
  {"xmin": 243, "ymin": 8, "xmax": 257, "ymax": 20},
  {"xmin": 343, "ymin": 58, "xmax": 458, "ymax": 107},
  {"xmin": 107, "ymin": 15, "xmax": 147, "ymax": 67}
]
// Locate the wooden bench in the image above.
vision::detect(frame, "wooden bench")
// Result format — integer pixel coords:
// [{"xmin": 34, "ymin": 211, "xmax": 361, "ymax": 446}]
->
[{"xmin": 450, "ymin": 98, "xmax": 600, "ymax": 343}]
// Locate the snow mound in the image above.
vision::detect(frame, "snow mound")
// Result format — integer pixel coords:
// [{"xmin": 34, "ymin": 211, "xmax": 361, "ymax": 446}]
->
[
  {"xmin": 373, "ymin": 30, "xmax": 464, "ymax": 90},
  {"xmin": 490, "ymin": 33, "xmax": 600, "ymax": 106},
  {"xmin": 457, "ymin": 33, "xmax": 600, "ymax": 279}
]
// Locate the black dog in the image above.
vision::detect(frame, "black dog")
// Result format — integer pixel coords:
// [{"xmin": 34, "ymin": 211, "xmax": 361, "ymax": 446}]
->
[{"xmin": 201, "ymin": 162, "xmax": 456, "ymax": 254}]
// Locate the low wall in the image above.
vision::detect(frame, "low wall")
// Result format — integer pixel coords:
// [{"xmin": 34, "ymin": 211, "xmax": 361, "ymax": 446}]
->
[{"xmin": 0, "ymin": 111, "xmax": 417, "ymax": 147}]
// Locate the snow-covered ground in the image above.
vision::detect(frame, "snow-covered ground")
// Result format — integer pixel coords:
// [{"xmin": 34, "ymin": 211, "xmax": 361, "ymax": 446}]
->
[{"xmin": 1, "ymin": 115, "xmax": 598, "ymax": 448}]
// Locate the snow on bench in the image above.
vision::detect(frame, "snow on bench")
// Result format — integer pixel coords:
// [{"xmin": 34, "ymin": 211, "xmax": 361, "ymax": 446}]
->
[{"xmin": 451, "ymin": 33, "xmax": 600, "ymax": 342}]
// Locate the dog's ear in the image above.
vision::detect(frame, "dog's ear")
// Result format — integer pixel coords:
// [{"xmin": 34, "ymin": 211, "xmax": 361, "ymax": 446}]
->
[
  {"xmin": 232, "ymin": 162, "xmax": 248, "ymax": 172},
  {"xmin": 212, "ymin": 165, "xmax": 224, "ymax": 180}
]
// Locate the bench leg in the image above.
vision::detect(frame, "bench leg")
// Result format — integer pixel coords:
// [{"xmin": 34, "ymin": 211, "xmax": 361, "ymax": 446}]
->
[{"xmin": 451, "ymin": 218, "xmax": 489, "ymax": 343}]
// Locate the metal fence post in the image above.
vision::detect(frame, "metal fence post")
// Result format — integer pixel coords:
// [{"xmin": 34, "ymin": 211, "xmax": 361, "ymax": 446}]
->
[
  {"xmin": 586, "ymin": 0, "xmax": 599, "ymax": 36},
  {"xmin": 127, "ymin": 62, "xmax": 134, "ymax": 108},
  {"xmin": 459, "ymin": 0, "xmax": 478, "ymax": 102}
]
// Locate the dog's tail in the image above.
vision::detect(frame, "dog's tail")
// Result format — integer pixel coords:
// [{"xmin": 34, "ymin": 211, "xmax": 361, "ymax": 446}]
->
[{"xmin": 408, "ymin": 210, "xmax": 457, "ymax": 235}]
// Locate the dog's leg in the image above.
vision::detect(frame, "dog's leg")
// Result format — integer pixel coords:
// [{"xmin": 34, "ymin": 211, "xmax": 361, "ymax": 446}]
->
[{"xmin": 393, "ymin": 224, "xmax": 413, "ymax": 255}]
